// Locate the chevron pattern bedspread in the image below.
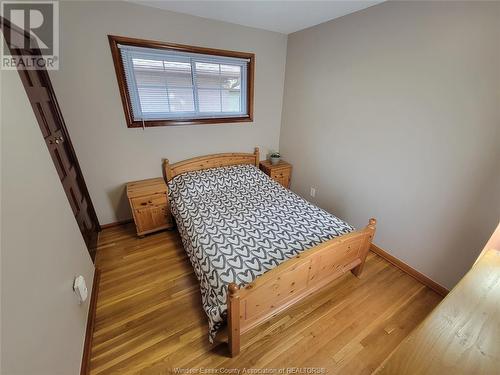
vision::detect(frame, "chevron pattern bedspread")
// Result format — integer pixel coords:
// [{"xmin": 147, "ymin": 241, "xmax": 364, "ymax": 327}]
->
[{"xmin": 168, "ymin": 164, "xmax": 354, "ymax": 341}]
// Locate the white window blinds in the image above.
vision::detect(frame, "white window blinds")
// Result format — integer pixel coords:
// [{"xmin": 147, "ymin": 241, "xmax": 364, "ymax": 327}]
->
[{"xmin": 119, "ymin": 44, "xmax": 249, "ymax": 121}]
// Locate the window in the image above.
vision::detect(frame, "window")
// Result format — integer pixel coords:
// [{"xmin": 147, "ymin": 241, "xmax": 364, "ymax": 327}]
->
[{"xmin": 109, "ymin": 35, "xmax": 254, "ymax": 127}]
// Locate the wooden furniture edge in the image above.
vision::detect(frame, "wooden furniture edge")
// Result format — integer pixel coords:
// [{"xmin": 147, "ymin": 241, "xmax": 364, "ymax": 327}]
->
[
  {"xmin": 227, "ymin": 218, "xmax": 377, "ymax": 357},
  {"xmin": 370, "ymin": 243, "xmax": 449, "ymax": 297},
  {"xmin": 80, "ymin": 268, "xmax": 101, "ymax": 375},
  {"xmin": 228, "ymin": 283, "xmax": 241, "ymax": 357},
  {"xmin": 136, "ymin": 224, "xmax": 173, "ymax": 236},
  {"xmin": 163, "ymin": 147, "xmax": 260, "ymax": 182},
  {"xmin": 475, "ymin": 221, "xmax": 500, "ymax": 264},
  {"xmin": 376, "ymin": 223, "xmax": 500, "ymax": 373},
  {"xmin": 100, "ymin": 217, "xmax": 174, "ymax": 237},
  {"xmin": 259, "ymin": 160, "xmax": 292, "ymax": 170},
  {"xmin": 374, "ymin": 248, "xmax": 500, "ymax": 374}
]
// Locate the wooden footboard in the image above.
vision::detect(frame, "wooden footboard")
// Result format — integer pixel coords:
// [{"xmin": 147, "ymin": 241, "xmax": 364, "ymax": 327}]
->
[{"xmin": 227, "ymin": 218, "xmax": 376, "ymax": 356}]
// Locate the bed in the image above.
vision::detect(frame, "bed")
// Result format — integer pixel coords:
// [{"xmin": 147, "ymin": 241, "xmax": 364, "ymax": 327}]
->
[{"xmin": 163, "ymin": 148, "xmax": 376, "ymax": 356}]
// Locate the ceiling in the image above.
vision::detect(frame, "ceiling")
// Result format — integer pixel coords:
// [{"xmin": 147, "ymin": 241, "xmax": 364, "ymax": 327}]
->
[{"xmin": 129, "ymin": 1, "xmax": 384, "ymax": 34}]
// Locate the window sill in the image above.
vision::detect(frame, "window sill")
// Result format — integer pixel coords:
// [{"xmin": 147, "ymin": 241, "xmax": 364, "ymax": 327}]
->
[{"xmin": 127, "ymin": 116, "xmax": 253, "ymax": 128}]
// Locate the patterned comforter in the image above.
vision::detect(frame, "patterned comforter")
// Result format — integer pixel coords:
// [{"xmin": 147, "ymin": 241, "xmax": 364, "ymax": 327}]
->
[{"xmin": 168, "ymin": 164, "xmax": 354, "ymax": 341}]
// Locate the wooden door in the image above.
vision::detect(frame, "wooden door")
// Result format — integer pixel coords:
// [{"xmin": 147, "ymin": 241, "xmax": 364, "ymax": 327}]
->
[{"xmin": 1, "ymin": 18, "xmax": 101, "ymax": 260}]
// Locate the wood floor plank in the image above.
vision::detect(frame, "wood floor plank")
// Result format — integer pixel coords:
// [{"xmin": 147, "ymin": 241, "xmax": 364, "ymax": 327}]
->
[{"xmin": 90, "ymin": 224, "xmax": 441, "ymax": 374}]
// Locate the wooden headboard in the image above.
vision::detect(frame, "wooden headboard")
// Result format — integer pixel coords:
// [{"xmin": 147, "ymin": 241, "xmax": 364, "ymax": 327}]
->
[{"xmin": 163, "ymin": 147, "xmax": 260, "ymax": 182}]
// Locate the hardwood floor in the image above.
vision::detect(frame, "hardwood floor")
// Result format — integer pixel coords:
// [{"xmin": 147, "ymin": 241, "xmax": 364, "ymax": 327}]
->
[{"xmin": 91, "ymin": 224, "xmax": 442, "ymax": 375}]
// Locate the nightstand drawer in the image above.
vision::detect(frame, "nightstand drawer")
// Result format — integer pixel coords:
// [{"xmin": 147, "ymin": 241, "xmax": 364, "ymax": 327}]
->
[
  {"xmin": 131, "ymin": 193, "xmax": 167, "ymax": 209},
  {"xmin": 126, "ymin": 178, "xmax": 174, "ymax": 237},
  {"xmin": 271, "ymin": 170, "xmax": 289, "ymax": 180}
]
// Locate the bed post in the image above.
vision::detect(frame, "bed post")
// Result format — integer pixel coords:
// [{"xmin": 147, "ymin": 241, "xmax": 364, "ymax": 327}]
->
[
  {"xmin": 163, "ymin": 159, "xmax": 172, "ymax": 182},
  {"xmin": 227, "ymin": 283, "xmax": 241, "ymax": 357},
  {"xmin": 351, "ymin": 218, "xmax": 377, "ymax": 277},
  {"xmin": 254, "ymin": 147, "xmax": 260, "ymax": 167}
]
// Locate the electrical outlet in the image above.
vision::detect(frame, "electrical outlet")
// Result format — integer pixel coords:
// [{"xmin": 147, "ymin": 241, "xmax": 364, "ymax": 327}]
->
[{"xmin": 310, "ymin": 187, "xmax": 316, "ymax": 198}]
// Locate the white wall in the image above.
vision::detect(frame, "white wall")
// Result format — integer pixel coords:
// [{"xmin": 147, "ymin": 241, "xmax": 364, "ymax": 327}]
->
[
  {"xmin": 1, "ymin": 70, "xmax": 95, "ymax": 374},
  {"xmin": 50, "ymin": 0, "xmax": 287, "ymax": 225},
  {"xmin": 280, "ymin": 1, "xmax": 500, "ymax": 289}
]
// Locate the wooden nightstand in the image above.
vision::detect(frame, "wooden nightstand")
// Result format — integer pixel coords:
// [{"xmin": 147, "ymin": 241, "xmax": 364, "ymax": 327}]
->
[
  {"xmin": 259, "ymin": 160, "xmax": 292, "ymax": 188},
  {"xmin": 126, "ymin": 178, "xmax": 174, "ymax": 237}
]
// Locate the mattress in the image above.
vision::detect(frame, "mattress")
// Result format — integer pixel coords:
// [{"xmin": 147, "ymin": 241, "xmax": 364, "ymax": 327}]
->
[{"xmin": 168, "ymin": 164, "xmax": 354, "ymax": 341}]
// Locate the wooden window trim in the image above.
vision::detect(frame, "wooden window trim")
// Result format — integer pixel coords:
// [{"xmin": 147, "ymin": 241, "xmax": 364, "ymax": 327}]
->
[{"xmin": 108, "ymin": 35, "xmax": 255, "ymax": 128}]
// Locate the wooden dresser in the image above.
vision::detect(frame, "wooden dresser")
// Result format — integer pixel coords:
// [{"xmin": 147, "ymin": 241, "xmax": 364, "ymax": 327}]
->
[
  {"xmin": 126, "ymin": 178, "xmax": 174, "ymax": 237},
  {"xmin": 259, "ymin": 160, "xmax": 292, "ymax": 188}
]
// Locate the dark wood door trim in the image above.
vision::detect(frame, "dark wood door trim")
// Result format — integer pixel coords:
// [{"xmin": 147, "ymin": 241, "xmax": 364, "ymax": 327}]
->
[{"xmin": 1, "ymin": 17, "xmax": 101, "ymax": 259}]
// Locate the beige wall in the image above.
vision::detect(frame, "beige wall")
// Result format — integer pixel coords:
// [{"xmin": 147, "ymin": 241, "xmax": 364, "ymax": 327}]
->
[
  {"xmin": 280, "ymin": 1, "xmax": 500, "ymax": 289},
  {"xmin": 50, "ymin": 0, "xmax": 287, "ymax": 225},
  {"xmin": 1, "ymin": 70, "xmax": 94, "ymax": 374}
]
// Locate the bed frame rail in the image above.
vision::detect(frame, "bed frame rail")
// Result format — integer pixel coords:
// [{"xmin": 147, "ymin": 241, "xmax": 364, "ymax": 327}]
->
[{"xmin": 227, "ymin": 218, "xmax": 376, "ymax": 356}]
